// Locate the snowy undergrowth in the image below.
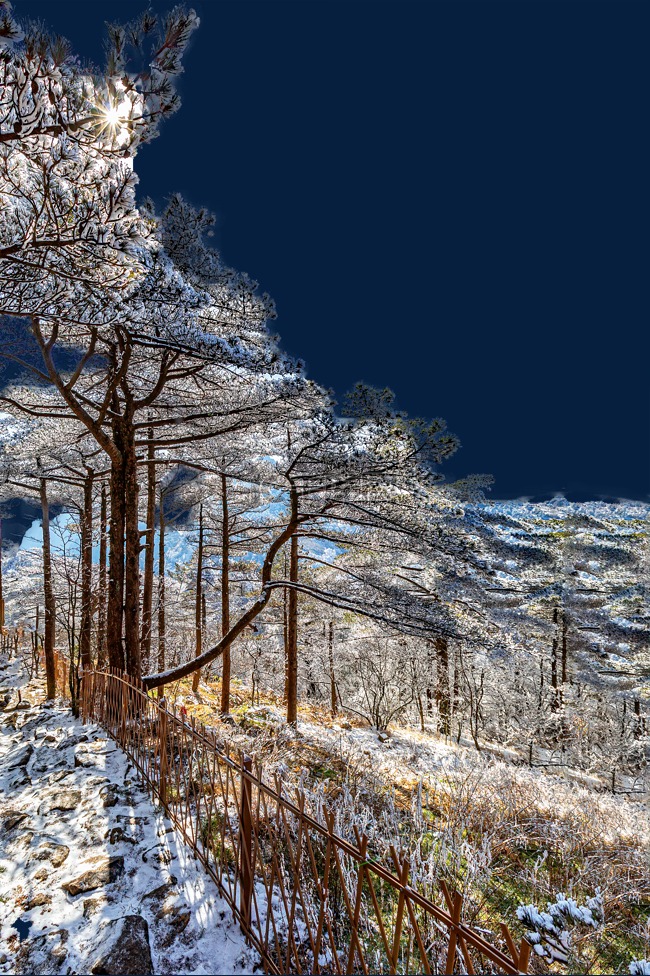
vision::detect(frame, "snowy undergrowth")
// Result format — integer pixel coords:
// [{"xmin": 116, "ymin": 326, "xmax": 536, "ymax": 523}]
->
[
  {"xmin": 175, "ymin": 676, "xmax": 650, "ymax": 973},
  {"xmin": 0, "ymin": 655, "xmax": 258, "ymax": 976}
]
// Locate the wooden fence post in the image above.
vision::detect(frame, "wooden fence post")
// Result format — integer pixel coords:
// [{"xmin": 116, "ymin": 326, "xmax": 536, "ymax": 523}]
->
[
  {"xmin": 159, "ymin": 707, "xmax": 169, "ymax": 810},
  {"xmin": 239, "ymin": 754, "xmax": 254, "ymax": 934}
]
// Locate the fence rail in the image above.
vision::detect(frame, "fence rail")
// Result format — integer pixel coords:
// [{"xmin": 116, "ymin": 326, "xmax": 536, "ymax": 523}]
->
[{"xmin": 77, "ymin": 666, "xmax": 531, "ymax": 975}]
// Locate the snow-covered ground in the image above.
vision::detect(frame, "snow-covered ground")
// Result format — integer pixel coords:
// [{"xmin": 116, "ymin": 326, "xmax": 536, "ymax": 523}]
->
[{"xmin": 0, "ymin": 655, "xmax": 259, "ymax": 976}]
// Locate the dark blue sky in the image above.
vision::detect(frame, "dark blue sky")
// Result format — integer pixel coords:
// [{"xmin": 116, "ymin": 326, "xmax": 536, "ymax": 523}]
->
[{"xmin": 15, "ymin": 0, "xmax": 649, "ymax": 500}]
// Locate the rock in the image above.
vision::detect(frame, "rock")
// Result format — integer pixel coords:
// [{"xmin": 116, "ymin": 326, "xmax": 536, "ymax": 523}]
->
[
  {"xmin": 57, "ymin": 731, "xmax": 88, "ymax": 750},
  {"xmin": 10, "ymin": 700, "xmax": 31, "ymax": 711},
  {"xmin": 156, "ymin": 901, "xmax": 191, "ymax": 948},
  {"xmin": 14, "ymin": 928, "xmax": 68, "ymax": 975},
  {"xmin": 29, "ymin": 841, "xmax": 70, "ymax": 868},
  {"xmin": 38, "ymin": 788, "xmax": 81, "ymax": 815},
  {"xmin": 32, "ymin": 868, "xmax": 48, "ymax": 881},
  {"xmin": 8, "ymin": 743, "xmax": 33, "ymax": 769},
  {"xmin": 142, "ymin": 844, "xmax": 173, "ymax": 866},
  {"xmin": 377, "ymin": 732, "xmax": 390, "ymax": 742},
  {"xmin": 83, "ymin": 894, "xmax": 109, "ymax": 919},
  {"xmin": 140, "ymin": 877, "xmax": 178, "ymax": 903},
  {"xmin": 47, "ymin": 769, "xmax": 74, "ymax": 785},
  {"xmin": 85, "ymin": 775, "xmax": 110, "ymax": 788},
  {"xmin": 9, "ymin": 769, "xmax": 31, "ymax": 789},
  {"xmin": 101, "ymin": 787, "xmax": 118, "ymax": 808},
  {"xmin": 32, "ymin": 753, "xmax": 67, "ymax": 775},
  {"xmin": 62, "ymin": 855, "xmax": 124, "ymax": 895},
  {"xmin": 105, "ymin": 826, "xmax": 136, "ymax": 846},
  {"xmin": 43, "ymin": 732, "xmax": 58, "ymax": 743},
  {"xmin": 89, "ymin": 915, "xmax": 153, "ymax": 975},
  {"xmin": 75, "ymin": 751, "xmax": 99, "ymax": 768},
  {"xmin": 115, "ymin": 814, "xmax": 149, "ymax": 826},
  {"xmin": 24, "ymin": 892, "xmax": 51, "ymax": 909},
  {"xmin": 2, "ymin": 810, "xmax": 28, "ymax": 832},
  {"xmin": 8, "ymin": 830, "xmax": 34, "ymax": 851}
]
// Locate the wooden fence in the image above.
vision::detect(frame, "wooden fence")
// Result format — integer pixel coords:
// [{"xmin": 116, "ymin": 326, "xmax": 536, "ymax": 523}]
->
[{"xmin": 78, "ymin": 666, "xmax": 531, "ymax": 975}]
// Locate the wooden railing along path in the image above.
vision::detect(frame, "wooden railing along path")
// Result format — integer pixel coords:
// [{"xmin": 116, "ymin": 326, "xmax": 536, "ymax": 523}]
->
[{"xmin": 68, "ymin": 663, "xmax": 532, "ymax": 975}]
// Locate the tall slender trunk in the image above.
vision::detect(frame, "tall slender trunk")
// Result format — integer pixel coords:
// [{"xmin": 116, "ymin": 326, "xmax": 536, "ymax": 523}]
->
[
  {"xmin": 157, "ymin": 486, "xmax": 166, "ymax": 698},
  {"xmin": 285, "ymin": 509, "xmax": 299, "ymax": 727},
  {"xmin": 107, "ymin": 420, "xmax": 125, "ymax": 671},
  {"xmin": 97, "ymin": 484, "xmax": 108, "ymax": 668},
  {"xmin": 0, "ymin": 517, "xmax": 4, "ymax": 629},
  {"xmin": 550, "ymin": 606, "xmax": 560, "ymax": 712},
  {"xmin": 123, "ymin": 409, "xmax": 141, "ymax": 678},
  {"xmin": 435, "ymin": 637, "xmax": 450, "ymax": 735},
  {"xmin": 140, "ymin": 426, "xmax": 156, "ymax": 672},
  {"xmin": 191, "ymin": 504, "xmax": 204, "ymax": 693},
  {"xmin": 220, "ymin": 474, "xmax": 231, "ymax": 715},
  {"xmin": 328, "ymin": 620, "xmax": 337, "ymax": 717},
  {"xmin": 40, "ymin": 477, "xmax": 56, "ymax": 700},
  {"xmin": 79, "ymin": 468, "xmax": 94, "ymax": 672}
]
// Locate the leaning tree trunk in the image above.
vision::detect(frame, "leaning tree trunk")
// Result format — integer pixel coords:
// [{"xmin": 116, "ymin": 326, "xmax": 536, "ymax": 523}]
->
[
  {"xmin": 79, "ymin": 468, "xmax": 94, "ymax": 673},
  {"xmin": 140, "ymin": 427, "xmax": 156, "ymax": 672},
  {"xmin": 191, "ymin": 504, "xmax": 204, "ymax": 693},
  {"xmin": 40, "ymin": 477, "xmax": 56, "ymax": 700},
  {"xmin": 220, "ymin": 474, "xmax": 231, "ymax": 715},
  {"xmin": 97, "ymin": 484, "xmax": 108, "ymax": 668}
]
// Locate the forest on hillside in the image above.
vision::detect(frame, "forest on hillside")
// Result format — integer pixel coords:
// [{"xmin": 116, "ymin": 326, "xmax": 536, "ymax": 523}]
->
[{"xmin": 0, "ymin": 3, "xmax": 648, "ymax": 973}]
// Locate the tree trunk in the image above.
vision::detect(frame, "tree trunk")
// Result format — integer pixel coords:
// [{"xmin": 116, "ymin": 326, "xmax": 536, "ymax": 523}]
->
[
  {"xmin": 140, "ymin": 427, "xmax": 156, "ymax": 672},
  {"xmin": 191, "ymin": 504, "xmax": 204, "ymax": 693},
  {"xmin": 79, "ymin": 468, "xmax": 94, "ymax": 672},
  {"xmin": 157, "ymin": 486, "xmax": 166, "ymax": 698},
  {"xmin": 107, "ymin": 434, "xmax": 126, "ymax": 671},
  {"xmin": 0, "ymin": 517, "xmax": 4, "ymax": 629},
  {"xmin": 550, "ymin": 606, "xmax": 560, "ymax": 712},
  {"xmin": 40, "ymin": 477, "xmax": 56, "ymax": 700},
  {"xmin": 123, "ymin": 412, "xmax": 141, "ymax": 678},
  {"xmin": 561, "ymin": 612, "xmax": 568, "ymax": 684},
  {"xmin": 328, "ymin": 620, "xmax": 337, "ymax": 717},
  {"xmin": 220, "ymin": 474, "xmax": 231, "ymax": 715},
  {"xmin": 97, "ymin": 484, "xmax": 108, "ymax": 668},
  {"xmin": 285, "ymin": 519, "xmax": 299, "ymax": 727},
  {"xmin": 434, "ymin": 636, "xmax": 450, "ymax": 735}
]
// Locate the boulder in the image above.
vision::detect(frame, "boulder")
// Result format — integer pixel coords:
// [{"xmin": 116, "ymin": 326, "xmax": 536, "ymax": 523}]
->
[
  {"xmin": 56, "ymin": 731, "xmax": 88, "ymax": 750},
  {"xmin": 8, "ymin": 743, "xmax": 33, "ymax": 769},
  {"xmin": 38, "ymin": 788, "xmax": 81, "ymax": 815},
  {"xmin": 29, "ymin": 840, "xmax": 70, "ymax": 868},
  {"xmin": 2, "ymin": 810, "xmax": 28, "ymax": 832},
  {"xmin": 24, "ymin": 892, "xmax": 51, "ymax": 909},
  {"xmin": 105, "ymin": 826, "xmax": 136, "ymax": 846},
  {"xmin": 140, "ymin": 876, "xmax": 178, "ymax": 903},
  {"xmin": 142, "ymin": 844, "xmax": 173, "ymax": 866},
  {"xmin": 8, "ymin": 769, "xmax": 31, "ymax": 789},
  {"xmin": 89, "ymin": 915, "xmax": 153, "ymax": 975},
  {"xmin": 14, "ymin": 928, "xmax": 68, "ymax": 975},
  {"xmin": 83, "ymin": 894, "xmax": 110, "ymax": 919},
  {"xmin": 62, "ymin": 855, "xmax": 124, "ymax": 895}
]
